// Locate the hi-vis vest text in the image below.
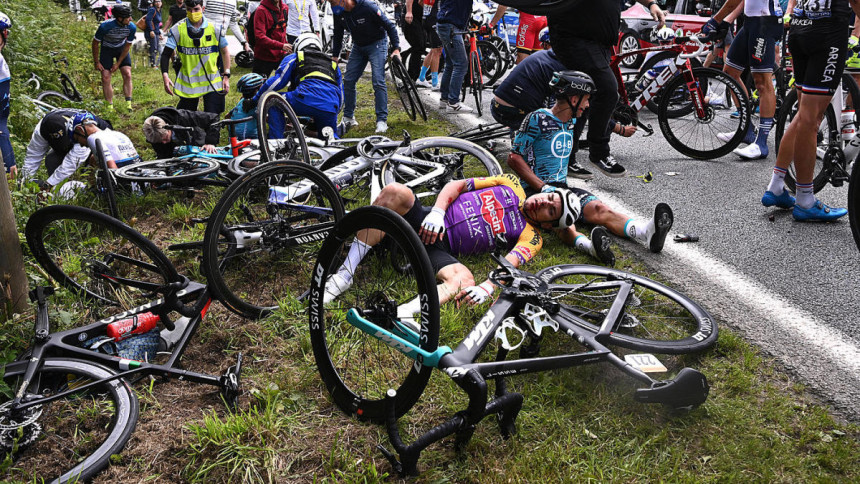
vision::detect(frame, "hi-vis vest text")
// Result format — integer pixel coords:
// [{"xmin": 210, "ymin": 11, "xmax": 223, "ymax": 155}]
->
[
  {"xmin": 292, "ymin": 50, "xmax": 338, "ymax": 89},
  {"xmin": 175, "ymin": 21, "xmax": 222, "ymax": 98}
]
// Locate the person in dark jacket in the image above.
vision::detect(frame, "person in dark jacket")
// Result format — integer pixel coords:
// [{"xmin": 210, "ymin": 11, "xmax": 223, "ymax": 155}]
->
[
  {"xmin": 145, "ymin": 0, "xmax": 163, "ymax": 68},
  {"xmin": 329, "ymin": 0, "xmax": 401, "ymax": 134},
  {"xmin": 253, "ymin": 0, "xmax": 290, "ymax": 76},
  {"xmin": 142, "ymin": 107, "xmax": 221, "ymax": 158}
]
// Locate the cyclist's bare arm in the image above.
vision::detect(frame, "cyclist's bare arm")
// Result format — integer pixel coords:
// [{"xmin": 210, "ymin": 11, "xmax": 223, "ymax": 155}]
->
[
  {"xmin": 712, "ymin": 0, "xmax": 743, "ymax": 22},
  {"xmin": 507, "ymin": 152, "xmax": 547, "ymax": 192},
  {"xmin": 489, "ymin": 5, "xmax": 507, "ymax": 28}
]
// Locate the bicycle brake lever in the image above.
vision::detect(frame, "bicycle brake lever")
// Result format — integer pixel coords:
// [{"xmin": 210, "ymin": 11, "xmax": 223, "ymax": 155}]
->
[{"xmin": 401, "ymin": 130, "xmax": 411, "ymax": 147}]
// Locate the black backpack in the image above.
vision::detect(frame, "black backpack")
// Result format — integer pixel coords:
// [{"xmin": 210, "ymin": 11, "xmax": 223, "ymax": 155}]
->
[{"xmin": 247, "ymin": 4, "xmax": 285, "ymax": 49}]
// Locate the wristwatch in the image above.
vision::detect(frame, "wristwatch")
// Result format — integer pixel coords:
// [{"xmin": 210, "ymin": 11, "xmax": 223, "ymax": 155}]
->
[{"xmin": 222, "ymin": 70, "xmax": 231, "ymax": 78}]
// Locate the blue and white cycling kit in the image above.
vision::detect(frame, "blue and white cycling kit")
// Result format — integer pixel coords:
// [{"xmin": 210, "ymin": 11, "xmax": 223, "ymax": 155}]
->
[{"xmin": 511, "ymin": 109, "xmax": 574, "ymax": 190}]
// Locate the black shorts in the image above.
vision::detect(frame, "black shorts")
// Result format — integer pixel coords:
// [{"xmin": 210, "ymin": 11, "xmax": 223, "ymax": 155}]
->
[
  {"xmin": 490, "ymin": 99, "xmax": 527, "ymax": 131},
  {"xmin": 401, "ymin": 196, "xmax": 459, "ymax": 274},
  {"xmin": 789, "ymin": 26, "xmax": 848, "ymax": 95},
  {"xmin": 424, "ymin": 19, "xmax": 442, "ymax": 48},
  {"xmin": 99, "ymin": 45, "xmax": 132, "ymax": 70},
  {"xmin": 726, "ymin": 16, "xmax": 781, "ymax": 73}
]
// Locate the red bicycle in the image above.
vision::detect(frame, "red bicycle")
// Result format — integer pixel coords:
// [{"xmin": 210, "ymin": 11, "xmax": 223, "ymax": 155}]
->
[{"xmin": 611, "ymin": 35, "xmax": 751, "ymax": 160}]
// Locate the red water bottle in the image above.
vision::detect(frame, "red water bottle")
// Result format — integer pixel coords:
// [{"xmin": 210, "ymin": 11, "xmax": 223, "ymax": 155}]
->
[{"xmin": 106, "ymin": 312, "xmax": 160, "ymax": 341}]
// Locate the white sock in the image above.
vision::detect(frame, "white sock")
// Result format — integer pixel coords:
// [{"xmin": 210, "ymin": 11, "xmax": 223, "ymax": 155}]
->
[
  {"xmin": 795, "ymin": 181, "xmax": 815, "ymax": 209},
  {"xmin": 335, "ymin": 238, "xmax": 371, "ymax": 283},
  {"xmin": 574, "ymin": 235, "xmax": 595, "ymax": 257},
  {"xmin": 767, "ymin": 166, "xmax": 788, "ymax": 195},
  {"xmin": 624, "ymin": 218, "xmax": 652, "ymax": 243},
  {"xmin": 396, "ymin": 296, "xmax": 422, "ymax": 332}
]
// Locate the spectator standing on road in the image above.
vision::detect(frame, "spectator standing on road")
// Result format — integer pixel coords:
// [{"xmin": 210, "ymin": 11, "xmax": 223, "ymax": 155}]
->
[
  {"xmin": 145, "ymin": 0, "xmax": 164, "ymax": 68},
  {"xmin": 402, "ymin": 0, "xmax": 425, "ymax": 80},
  {"xmin": 435, "ymin": 0, "xmax": 472, "ymax": 113},
  {"xmin": 161, "ymin": 0, "xmax": 232, "ymax": 114},
  {"xmin": 417, "ymin": 0, "xmax": 441, "ymax": 89},
  {"xmin": 284, "ymin": 0, "xmax": 320, "ymax": 43},
  {"xmin": 252, "ymin": 0, "xmax": 290, "ymax": 76},
  {"xmin": 92, "ymin": 1, "xmax": 135, "ymax": 111},
  {"xmin": 329, "ymin": 0, "xmax": 401, "ymax": 134},
  {"xmin": 204, "ymin": 0, "xmax": 253, "ymax": 58},
  {"xmin": 547, "ymin": 0, "xmax": 664, "ymax": 178},
  {"xmin": 488, "ymin": 6, "xmax": 546, "ymax": 65},
  {"xmin": 0, "ymin": 12, "xmax": 13, "ymax": 179}
]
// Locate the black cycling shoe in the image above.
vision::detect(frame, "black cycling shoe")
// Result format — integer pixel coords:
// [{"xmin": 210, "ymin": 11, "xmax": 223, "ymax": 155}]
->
[
  {"xmin": 591, "ymin": 226, "xmax": 615, "ymax": 267},
  {"xmin": 568, "ymin": 162, "xmax": 594, "ymax": 180},
  {"xmin": 648, "ymin": 203, "xmax": 674, "ymax": 253},
  {"xmin": 589, "ymin": 154, "xmax": 627, "ymax": 178}
]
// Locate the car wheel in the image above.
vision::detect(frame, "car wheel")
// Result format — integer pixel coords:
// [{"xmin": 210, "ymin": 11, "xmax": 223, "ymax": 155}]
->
[{"xmin": 619, "ymin": 32, "xmax": 643, "ymax": 69}]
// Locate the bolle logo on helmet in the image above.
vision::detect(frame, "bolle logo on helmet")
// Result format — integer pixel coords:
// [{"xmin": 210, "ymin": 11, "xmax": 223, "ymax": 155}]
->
[
  {"xmin": 479, "ymin": 190, "xmax": 506, "ymax": 236},
  {"xmin": 568, "ymin": 81, "xmax": 593, "ymax": 94}
]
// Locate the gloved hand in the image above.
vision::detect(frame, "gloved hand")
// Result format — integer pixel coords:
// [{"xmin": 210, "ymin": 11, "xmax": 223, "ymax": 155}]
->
[
  {"xmin": 700, "ymin": 17, "xmax": 728, "ymax": 41},
  {"xmin": 457, "ymin": 281, "xmax": 496, "ymax": 306},
  {"xmin": 420, "ymin": 207, "xmax": 446, "ymax": 244}
]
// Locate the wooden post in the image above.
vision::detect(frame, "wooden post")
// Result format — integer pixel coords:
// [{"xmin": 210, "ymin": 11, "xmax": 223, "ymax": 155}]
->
[{"xmin": 0, "ymin": 151, "xmax": 28, "ymax": 317}]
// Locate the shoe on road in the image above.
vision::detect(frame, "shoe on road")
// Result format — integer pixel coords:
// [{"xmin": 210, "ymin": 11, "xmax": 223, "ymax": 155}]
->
[
  {"xmin": 447, "ymin": 102, "xmax": 473, "ymax": 113},
  {"xmin": 734, "ymin": 143, "xmax": 768, "ymax": 160},
  {"xmin": 646, "ymin": 203, "xmax": 673, "ymax": 253},
  {"xmin": 567, "ymin": 162, "xmax": 594, "ymax": 180},
  {"xmin": 761, "ymin": 190, "xmax": 796, "ymax": 209},
  {"xmin": 589, "ymin": 155, "xmax": 627, "ymax": 178},
  {"xmin": 415, "ymin": 79, "xmax": 432, "ymax": 88},
  {"xmin": 792, "ymin": 199, "xmax": 848, "ymax": 222}
]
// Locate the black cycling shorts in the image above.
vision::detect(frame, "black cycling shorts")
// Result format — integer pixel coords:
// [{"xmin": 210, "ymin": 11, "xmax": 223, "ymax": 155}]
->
[
  {"xmin": 424, "ymin": 19, "xmax": 442, "ymax": 48},
  {"xmin": 789, "ymin": 26, "xmax": 848, "ymax": 95},
  {"xmin": 401, "ymin": 195, "xmax": 459, "ymax": 274},
  {"xmin": 726, "ymin": 16, "xmax": 782, "ymax": 73},
  {"xmin": 99, "ymin": 45, "xmax": 132, "ymax": 70}
]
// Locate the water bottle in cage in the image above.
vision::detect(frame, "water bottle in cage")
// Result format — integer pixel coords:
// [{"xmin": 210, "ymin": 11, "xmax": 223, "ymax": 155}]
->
[
  {"xmin": 635, "ymin": 69, "xmax": 658, "ymax": 92},
  {"xmin": 841, "ymin": 110, "xmax": 856, "ymax": 141},
  {"xmin": 107, "ymin": 312, "xmax": 160, "ymax": 341}
]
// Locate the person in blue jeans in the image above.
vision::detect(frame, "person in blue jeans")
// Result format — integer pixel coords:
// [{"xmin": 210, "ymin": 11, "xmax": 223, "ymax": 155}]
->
[
  {"xmin": 436, "ymin": 0, "xmax": 472, "ymax": 113},
  {"xmin": 145, "ymin": 0, "xmax": 163, "ymax": 68},
  {"xmin": 329, "ymin": 0, "xmax": 401, "ymax": 134},
  {"xmin": 0, "ymin": 12, "xmax": 14, "ymax": 179}
]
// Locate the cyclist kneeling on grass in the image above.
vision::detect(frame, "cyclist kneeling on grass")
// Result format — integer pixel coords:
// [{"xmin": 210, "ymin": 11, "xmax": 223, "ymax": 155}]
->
[
  {"xmin": 225, "ymin": 73, "xmax": 266, "ymax": 141},
  {"xmin": 248, "ymin": 33, "xmax": 344, "ymax": 138},
  {"xmin": 142, "ymin": 107, "xmax": 222, "ymax": 158},
  {"xmin": 67, "ymin": 112, "xmax": 140, "ymax": 170},
  {"xmin": 508, "ymin": 71, "xmax": 673, "ymax": 261},
  {"xmin": 324, "ymin": 173, "xmax": 593, "ymax": 316}
]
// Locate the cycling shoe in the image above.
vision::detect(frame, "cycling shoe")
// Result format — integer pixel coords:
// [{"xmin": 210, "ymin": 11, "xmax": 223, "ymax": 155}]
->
[{"xmin": 761, "ymin": 190, "xmax": 795, "ymax": 209}]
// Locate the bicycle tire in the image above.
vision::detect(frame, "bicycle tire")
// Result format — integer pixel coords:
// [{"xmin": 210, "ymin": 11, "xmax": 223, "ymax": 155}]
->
[
  {"xmin": 1, "ymin": 358, "xmax": 139, "ymax": 483},
  {"xmin": 113, "ymin": 157, "xmax": 221, "ymax": 183},
  {"xmin": 390, "ymin": 56, "xmax": 417, "ymax": 121},
  {"xmin": 256, "ymin": 91, "xmax": 311, "ymax": 165},
  {"xmin": 396, "ymin": 58, "xmax": 428, "ymax": 122},
  {"xmin": 379, "ymin": 137, "xmax": 503, "ymax": 203},
  {"xmin": 59, "ymin": 73, "xmax": 83, "ymax": 101},
  {"xmin": 35, "ymin": 90, "xmax": 74, "ymax": 109},
  {"xmin": 95, "ymin": 139, "xmax": 119, "ymax": 219},
  {"xmin": 658, "ymin": 66, "xmax": 751, "ymax": 160},
  {"xmin": 471, "ymin": 51, "xmax": 484, "ymax": 117},
  {"xmin": 773, "ymin": 88, "xmax": 838, "ymax": 193},
  {"xmin": 536, "ymin": 264, "xmax": 718, "ymax": 353},
  {"xmin": 849, "ymin": 160, "xmax": 860, "ymax": 251},
  {"xmin": 202, "ymin": 161, "xmax": 344, "ymax": 319},
  {"xmin": 487, "ymin": 35, "xmax": 515, "ymax": 72},
  {"xmin": 476, "ymin": 40, "xmax": 503, "ymax": 87},
  {"xmin": 309, "ymin": 206, "xmax": 440, "ymax": 423},
  {"xmin": 25, "ymin": 205, "xmax": 182, "ymax": 309},
  {"xmin": 318, "ymin": 145, "xmax": 373, "ymax": 211},
  {"xmin": 635, "ymin": 51, "xmax": 701, "ymax": 116}
]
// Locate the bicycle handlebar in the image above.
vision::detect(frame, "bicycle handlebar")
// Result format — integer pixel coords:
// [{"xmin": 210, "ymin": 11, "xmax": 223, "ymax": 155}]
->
[
  {"xmin": 164, "ymin": 125, "xmax": 194, "ymax": 133},
  {"xmin": 676, "ymin": 35, "xmax": 706, "ymax": 59},
  {"xmin": 213, "ymin": 116, "xmax": 254, "ymax": 129}
]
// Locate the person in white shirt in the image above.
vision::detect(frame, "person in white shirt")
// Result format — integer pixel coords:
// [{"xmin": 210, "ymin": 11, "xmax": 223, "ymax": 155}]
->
[
  {"xmin": 285, "ymin": 0, "xmax": 320, "ymax": 43},
  {"xmin": 67, "ymin": 112, "xmax": 140, "ymax": 171},
  {"xmin": 204, "ymin": 0, "xmax": 253, "ymax": 53}
]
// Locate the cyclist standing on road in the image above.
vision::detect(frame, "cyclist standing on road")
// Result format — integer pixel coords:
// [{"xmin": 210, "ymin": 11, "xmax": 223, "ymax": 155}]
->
[
  {"xmin": 546, "ymin": 0, "xmax": 664, "ymax": 179},
  {"xmin": 92, "ymin": 1, "xmax": 135, "ymax": 111},
  {"xmin": 760, "ymin": 0, "xmax": 860, "ymax": 221},
  {"xmin": 160, "ymin": 0, "xmax": 232, "ymax": 114},
  {"xmin": 21, "ymin": 109, "xmax": 112, "ymax": 190},
  {"xmin": 329, "ymin": 0, "xmax": 401, "ymax": 134},
  {"xmin": 507, "ymin": 71, "xmax": 673, "ymax": 263},
  {"xmin": 488, "ymin": 5, "xmax": 546, "ymax": 65},
  {"xmin": 416, "ymin": 0, "xmax": 442, "ymax": 89},
  {"xmin": 0, "ymin": 12, "xmax": 14, "ymax": 179},
  {"xmin": 702, "ymin": 0, "xmax": 783, "ymax": 159},
  {"xmin": 435, "ymin": 0, "xmax": 473, "ymax": 113},
  {"xmin": 250, "ymin": 33, "xmax": 344, "ymax": 137}
]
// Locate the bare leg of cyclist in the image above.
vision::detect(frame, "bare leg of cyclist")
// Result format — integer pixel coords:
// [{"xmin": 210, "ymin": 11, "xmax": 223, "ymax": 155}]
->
[
  {"xmin": 120, "ymin": 66, "xmax": 133, "ymax": 108},
  {"xmin": 787, "ymin": 92, "xmax": 831, "ymax": 208},
  {"xmin": 101, "ymin": 69, "xmax": 113, "ymax": 106}
]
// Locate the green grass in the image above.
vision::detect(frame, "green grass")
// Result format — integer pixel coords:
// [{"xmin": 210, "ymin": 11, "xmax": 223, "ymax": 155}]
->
[{"xmin": 2, "ymin": 1, "xmax": 859, "ymax": 483}]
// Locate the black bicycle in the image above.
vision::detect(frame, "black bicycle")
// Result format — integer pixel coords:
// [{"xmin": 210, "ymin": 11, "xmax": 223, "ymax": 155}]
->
[
  {"xmin": 389, "ymin": 55, "xmax": 427, "ymax": 122},
  {"xmin": 1, "ymin": 205, "xmax": 242, "ymax": 483},
  {"xmin": 309, "ymin": 206, "xmax": 718, "ymax": 475},
  {"xmin": 24, "ymin": 52, "xmax": 83, "ymax": 112}
]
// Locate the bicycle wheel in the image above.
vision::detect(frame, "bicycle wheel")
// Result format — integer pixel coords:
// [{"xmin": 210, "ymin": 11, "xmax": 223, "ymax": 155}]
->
[
  {"xmin": 394, "ymin": 57, "xmax": 428, "ymax": 122},
  {"xmin": 25, "ymin": 205, "xmax": 182, "ymax": 310},
  {"xmin": 203, "ymin": 161, "xmax": 344, "ymax": 319},
  {"xmin": 636, "ymin": 51, "xmax": 702, "ymax": 116},
  {"xmin": 113, "ymin": 157, "xmax": 220, "ymax": 183},
  {"xmin": 773, "ymin": 88, "xmax": 838, "ymax": 193},
  {"xmin": 476, "ymin": 40, "xmax": 503, "ymax": 86},
  {"xmin": 1, "ymin": 358, "xmax": 139, "ymax": 483},
  {"xmin": 658, "ymin": 66, "xmax": 751, "ymax": 160},
  {"xmin": 256, "ymin": 91, "xmax": 311, "ymax": 165},
  {"xmin": 537, "ymin": 264, "xmax": 717, "ymax": 353},
  {"xmin": 379, "ymin": 137, "xmax": 503, "ymax": 203},
  {"xmin": 390, "ymin": 56, "xmax": 417, "ymax": 121},
  {"xmin": 94, "ymin": 139, "xmax": 119, "ymax": 219},
  {"xmin": 309, "ymin": 206, "xmax": 440, "ymax": 422},
  {"xmin": 35, "ymin": 90, "xmax": 75, "ymax": 109},
  {"xmin": 850, "ymin": 160, "xmax": 860, "ymax": 251},
  {"xmin": 470, "ymin": 51, "xmax": 484, "ymax": 117},
  {"xmin": 318, "ymin": 145, "xmax": 373, "ymax": 211}
]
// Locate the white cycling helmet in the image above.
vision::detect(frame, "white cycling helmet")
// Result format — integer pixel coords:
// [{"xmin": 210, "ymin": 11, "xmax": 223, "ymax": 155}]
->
[
  {"xmin": 294, "ymin": 32, "xmax": 322, "ymax": 52},
  {"xmin": 553, "ymin": 188, "xmax": 582, "ymax": 229},
  {"xmin": 655, "ymin": 26, "xmax": 676, "ymax": 44}
]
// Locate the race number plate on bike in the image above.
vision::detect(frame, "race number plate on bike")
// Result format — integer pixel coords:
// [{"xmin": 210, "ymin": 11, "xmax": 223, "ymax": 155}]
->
[{"xmin": 624, "ymin": 354, "xmax": 668, "ymax": 373}]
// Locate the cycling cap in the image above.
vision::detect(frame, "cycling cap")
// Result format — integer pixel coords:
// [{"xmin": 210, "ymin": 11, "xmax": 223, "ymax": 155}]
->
[
  {"xmin": 0, "ymin": 12, "xmax": 11, "ymax": 32},
  {"xmin": 66, "ymin": 112, "xmax": 96, "ymax": 141},
  {"xmin": 655, "ymin": 26, "xmax": 676, "ymax": 43},
  {"xmin": 235, "ymin": 50, "xmax": 254, "ymax": 68},
  {"xmin": 552, "ymin": 188, "xmax": 582, "ymax": 229},
  {"xmin": 549, "ymin": 70, "xmax": 596, "ymax": 98},
  {"xmin": 237, "ymin": 73, "xmax": 265, "ymax": 98},
  {"xmin": 294, "ymin": 32, "xmax": 322, "ymax": 52},
  {"xmin": 112, "ymin": 2, "xmax": 132, "ymax": 18},
  {"xmin": 539, "ymin": 27, "xmax": 550, "ymax": 44}
]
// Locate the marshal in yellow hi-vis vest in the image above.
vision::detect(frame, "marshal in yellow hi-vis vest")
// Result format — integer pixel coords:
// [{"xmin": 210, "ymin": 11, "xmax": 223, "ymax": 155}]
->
[{"xmin": 174, "ymin": 20, "xmax": 222, "ymax": 98}]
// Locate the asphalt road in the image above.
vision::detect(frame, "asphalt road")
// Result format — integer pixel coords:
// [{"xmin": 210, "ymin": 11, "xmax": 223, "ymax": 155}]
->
[{"xmin": 415, "ymin": 79, "xmax": 860, "ymax": 422}]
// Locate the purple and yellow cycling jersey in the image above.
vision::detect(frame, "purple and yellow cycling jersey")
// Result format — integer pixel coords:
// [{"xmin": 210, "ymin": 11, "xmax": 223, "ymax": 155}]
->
[{"xmin": 443, "ymin": 174, "xmax": 542, "ymax": 264}]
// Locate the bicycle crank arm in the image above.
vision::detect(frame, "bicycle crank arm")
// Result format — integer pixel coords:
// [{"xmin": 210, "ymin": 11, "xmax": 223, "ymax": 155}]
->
[{"xmin": 638, "ymin": 121, "xmax": 655, "ymax": 136}]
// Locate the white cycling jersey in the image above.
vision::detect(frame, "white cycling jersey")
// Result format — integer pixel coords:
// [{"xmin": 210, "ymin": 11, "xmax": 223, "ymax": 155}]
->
[
  {"xmin": 86, "ymin": 129, "xmax": 139, "ymax": 167},
  {"xmin": 744, "ymin": 0, "xmax": 783, "ymax": 17}
]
